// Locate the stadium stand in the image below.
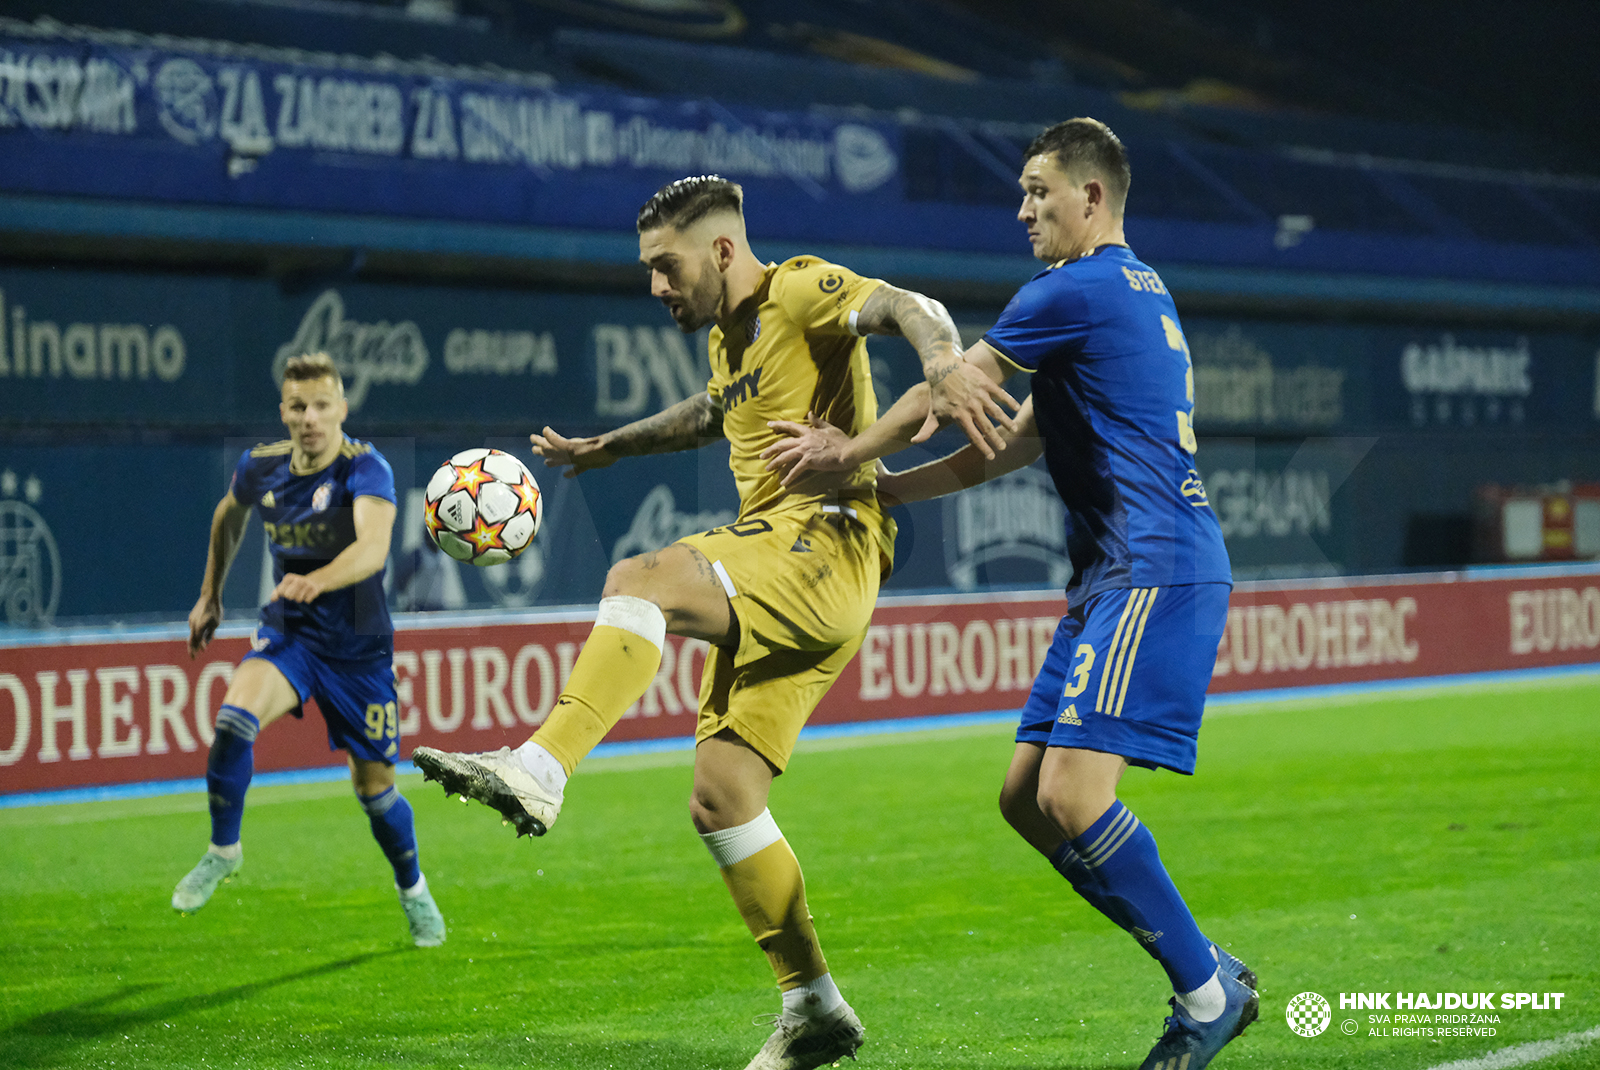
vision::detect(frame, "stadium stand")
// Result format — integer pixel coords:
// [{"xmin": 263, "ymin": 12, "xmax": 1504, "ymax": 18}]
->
[{"xmin": 5, "ymin": 0, "xmax": 1596, "ymax": 292}]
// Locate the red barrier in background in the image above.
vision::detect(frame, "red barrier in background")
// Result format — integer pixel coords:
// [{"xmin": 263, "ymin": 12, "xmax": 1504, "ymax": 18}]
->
[{"xmin": 3, "ymin": 569, "xmax": 1598, "ymax": 795}]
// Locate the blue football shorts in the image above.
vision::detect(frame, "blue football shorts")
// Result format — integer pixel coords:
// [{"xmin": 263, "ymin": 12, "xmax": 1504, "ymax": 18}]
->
[
  {"xmin": 244, "ymin": 625, "xmax": 400, "ymax": 764},
  {"xmin": 1017, "ymin": 582, "xmax": 1229, "ymax": 775}
]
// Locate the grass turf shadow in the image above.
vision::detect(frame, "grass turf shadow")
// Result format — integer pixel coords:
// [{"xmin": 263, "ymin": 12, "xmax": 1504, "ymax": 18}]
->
[
  {"xmin": 377, "ymin": 1035, "xmax": 780, "ymax": 1070},
  {"xmin": 0, "ymin": 949, "xmax": 402, "ymax": 1067}
]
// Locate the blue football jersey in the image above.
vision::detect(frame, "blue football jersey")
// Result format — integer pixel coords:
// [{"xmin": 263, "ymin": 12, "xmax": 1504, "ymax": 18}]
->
[
  {"xmin": 983, "ymin": 244, "xmax": 1231, "ymax": 600},
  {"xmin": 230, "ymin": 436, "xmax": 396, "ymax": 661}
]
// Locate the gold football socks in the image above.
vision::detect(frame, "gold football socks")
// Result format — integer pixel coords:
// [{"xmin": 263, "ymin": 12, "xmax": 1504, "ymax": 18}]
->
[
  {"xmin": 530, "ymin": 595, "xmax": 666, "ymax": 775},
  {"xmin": 702, "ymin": 809, "xmax": 830, "ymax": 990}
]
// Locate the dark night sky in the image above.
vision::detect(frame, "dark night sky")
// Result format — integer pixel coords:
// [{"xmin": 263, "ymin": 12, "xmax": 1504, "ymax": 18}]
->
[{"xmin": 949, "ymin": 0, "xmax": 1600, "ymax": 171}]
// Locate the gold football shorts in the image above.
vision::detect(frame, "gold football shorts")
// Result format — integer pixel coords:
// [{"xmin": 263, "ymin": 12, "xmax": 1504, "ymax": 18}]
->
[{"xmin": 676, "ymin": 502, "xmax": 889, "ymax": 771}]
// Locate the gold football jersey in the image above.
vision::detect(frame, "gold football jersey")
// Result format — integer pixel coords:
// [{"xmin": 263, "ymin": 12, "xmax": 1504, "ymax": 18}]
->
[{"xmin": 706, "ymin": 256, "xmax": 887, "ymax": 525}]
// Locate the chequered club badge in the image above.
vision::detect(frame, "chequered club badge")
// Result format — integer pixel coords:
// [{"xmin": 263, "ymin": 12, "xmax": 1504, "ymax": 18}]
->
[{"xmin": 1286, "ymin": 991, "xmax": 1332, "ymax": 1037}]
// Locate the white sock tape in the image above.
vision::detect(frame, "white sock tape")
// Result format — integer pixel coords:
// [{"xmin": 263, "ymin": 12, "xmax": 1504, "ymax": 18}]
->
[
  {"xmin": 700, "ymin": 808, "xmax": 783, "ymax": 868},
  {"xmin": 595, "ymin": 595, "xmax": 666, "ymax": 648}
]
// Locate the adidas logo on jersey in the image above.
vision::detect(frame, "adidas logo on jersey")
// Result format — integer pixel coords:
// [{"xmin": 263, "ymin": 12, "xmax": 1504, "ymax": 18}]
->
[
  {"xmin": 1057, "ymin": 704, "xmax": 1081, "ymax": 725},
  {"xmin": 790, "ymin": 536, "xmax": 813, "ymax": 553},
  {"xmin": 261, "ymin": 490, "xmax": 275, "ymax": 508}
]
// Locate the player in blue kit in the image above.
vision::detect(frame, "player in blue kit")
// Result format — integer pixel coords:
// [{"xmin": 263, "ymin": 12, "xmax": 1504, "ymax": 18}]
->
[
  {"xmin": 763, "ymin": 119, "xmax": 1257, "ymax": 1069},
  {"xmin": 173, "ymin": 352, "xmax": 446, "ymax": 947}
]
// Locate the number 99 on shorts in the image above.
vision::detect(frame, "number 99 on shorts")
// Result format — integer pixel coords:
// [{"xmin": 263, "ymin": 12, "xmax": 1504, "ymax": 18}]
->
[{"xmin": 364, "ymin": 701, "xmax": 399, "ymax": 741}]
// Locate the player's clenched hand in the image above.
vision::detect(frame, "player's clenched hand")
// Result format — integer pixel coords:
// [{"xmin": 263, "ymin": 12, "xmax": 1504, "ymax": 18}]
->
[
  {"xmin": 924, "ymin": 359, "xmax": 1020, "ymax": 460},
  {"xmin": 188, "ymin": 597, "xmax": 222, "ymax": 658},
  {"xmin": 530, "ymin": 426, "xmax": 616, "ymax": 478},
  {"xmin": 270, "ymin": 574, "xmax": 325, "ymax": 604},
  {"xmin": 762, "ymin": 413, "xmax": 855, "ymax": 487}
]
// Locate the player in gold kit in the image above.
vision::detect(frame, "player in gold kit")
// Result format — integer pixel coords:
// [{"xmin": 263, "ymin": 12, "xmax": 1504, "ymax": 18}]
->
[{"xmin": 414, "ymin": 175, "xmax": 1018, "ymax": 1069}]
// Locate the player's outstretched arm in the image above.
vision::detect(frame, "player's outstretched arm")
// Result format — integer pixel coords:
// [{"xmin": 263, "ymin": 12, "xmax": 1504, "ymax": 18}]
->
[
  {"xmin": 530, "ymin": 392, "xmax": 723, "ymax": 479},
  {"xmin": 854, "ymin": 284, "xmax": 1020, "ymax": 453},
  {"xmin": 270, "ymin": 496, "xmax": 396, "ymax": 605},
  {"xmin": 876, "ymin": 395, "xmax": 1042, "ymax": 506},
  {"xmin": 762, "ymin": 342, "xmax": 1018, "ymax": 485},
  {"xmin": 189, "ymin": 491, "xmax": 252, "ymax": 657},
  {"xmin": 762, "ymin": 382, "xmax": 930, "ymax": 486}
]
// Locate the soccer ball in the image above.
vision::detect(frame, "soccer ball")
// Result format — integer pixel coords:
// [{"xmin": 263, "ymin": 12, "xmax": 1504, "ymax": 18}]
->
[{"xmin": 423, "ymin": 448, "xmax": 542, "ymax": 566}]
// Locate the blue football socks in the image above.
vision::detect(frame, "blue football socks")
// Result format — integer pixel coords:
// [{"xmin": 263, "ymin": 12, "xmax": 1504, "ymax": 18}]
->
[
  {"xmin": 206, "ymin": 704, "xmax": 259, "ymax": 847},
  {"xmin": 1064, "ymin": 800, "xmax": 1217, "ymax": 994},
  {"xmin": 359, "ymin": 786, "xmax": 422, "ymax": 890},
  {"xmin": 1050, "ymin": 839, "xmax": 1161, "ymax": 960}
]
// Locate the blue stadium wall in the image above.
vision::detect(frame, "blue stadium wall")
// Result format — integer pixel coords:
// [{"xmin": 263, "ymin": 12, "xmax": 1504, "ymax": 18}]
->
[{"xmin": 3, "ymin": 260, "xmax": 1599, "ymax": 623}]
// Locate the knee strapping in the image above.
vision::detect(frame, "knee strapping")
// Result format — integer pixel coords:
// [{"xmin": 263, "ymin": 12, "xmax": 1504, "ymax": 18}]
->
[{"xmin": 700, "ymin": 809, "xmax": 783, "ymax": 867}]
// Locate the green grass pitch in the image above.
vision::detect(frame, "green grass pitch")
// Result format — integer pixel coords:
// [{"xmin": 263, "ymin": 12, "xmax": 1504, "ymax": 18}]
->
[{"xmin": 2, "ymin": 676, "xmax": 1596, "ymax": 1070}]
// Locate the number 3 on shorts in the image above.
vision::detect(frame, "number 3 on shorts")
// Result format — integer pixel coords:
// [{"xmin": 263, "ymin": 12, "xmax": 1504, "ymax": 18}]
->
[
  {"xmin": 1062, "ymin": 643, "xmax": 1095, "ymax": 698},
  {"xmin": 364, "ymin": 701, "xmax": 398, "ymax": 741}
]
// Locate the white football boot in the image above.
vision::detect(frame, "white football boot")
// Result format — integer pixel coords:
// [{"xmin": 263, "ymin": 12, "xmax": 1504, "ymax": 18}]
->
[
  {"xmin": 399, "ymin": 884, "xmax": 447, "ymax": 947},
  {"xmin": 745, "ymin": 1002, "xmax": 865, "ymax": 1070},
  {"xmin": 171, "ymin": 850, "xmax": 242, "ymax": 912},
  {"xmin": 412, "ymin": 746, "xmax": 562, "ymax": 837}
]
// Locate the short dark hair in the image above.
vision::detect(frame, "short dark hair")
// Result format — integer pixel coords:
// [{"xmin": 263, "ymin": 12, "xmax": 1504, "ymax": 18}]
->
[
  {"xmin": 637, "ymin": 175, "xmax": 744, "ymax": 232},
  {"xmin": 1025, "ymin": 118, "xmax": 1131, "ymax": 214},
  {"xmin": 282, "ymin": 351, "xmax": 343, "ymax": 394}
]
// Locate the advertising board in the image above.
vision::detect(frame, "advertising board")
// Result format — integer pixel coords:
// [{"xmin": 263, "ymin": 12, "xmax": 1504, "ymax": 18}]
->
[{"xmin": 4, "ymin": 567, "xmax": 1595, "ymax": 796}]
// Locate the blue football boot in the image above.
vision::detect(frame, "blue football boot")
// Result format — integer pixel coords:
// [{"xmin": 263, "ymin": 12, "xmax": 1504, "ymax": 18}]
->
[
  {"xmin": 1138, "ymin": 967, "xmax": 1259, "ymax": 1070},
  {"xmin": 1209, "ymin": 941, "xmax": 1257, "ymax": 990}
]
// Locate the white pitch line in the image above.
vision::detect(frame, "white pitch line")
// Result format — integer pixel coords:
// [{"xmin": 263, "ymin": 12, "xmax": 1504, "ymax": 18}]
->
[{"xmin": 1424, "ymin": 1026, "xmax": 1600, "ymax": 1070}]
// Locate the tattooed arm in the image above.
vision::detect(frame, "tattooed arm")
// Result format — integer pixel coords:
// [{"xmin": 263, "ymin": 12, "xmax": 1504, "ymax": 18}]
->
[
  {"xmin": 853, "ymin": 283, "xmax": 1020, "ymax": 456},
  {"xmin": 530, "ymin": 392, "xmax": 724, "ymax": 478},
  {"xmin": 762, "ymin": 340, "xmax": 1020, "ymax": 485}
]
